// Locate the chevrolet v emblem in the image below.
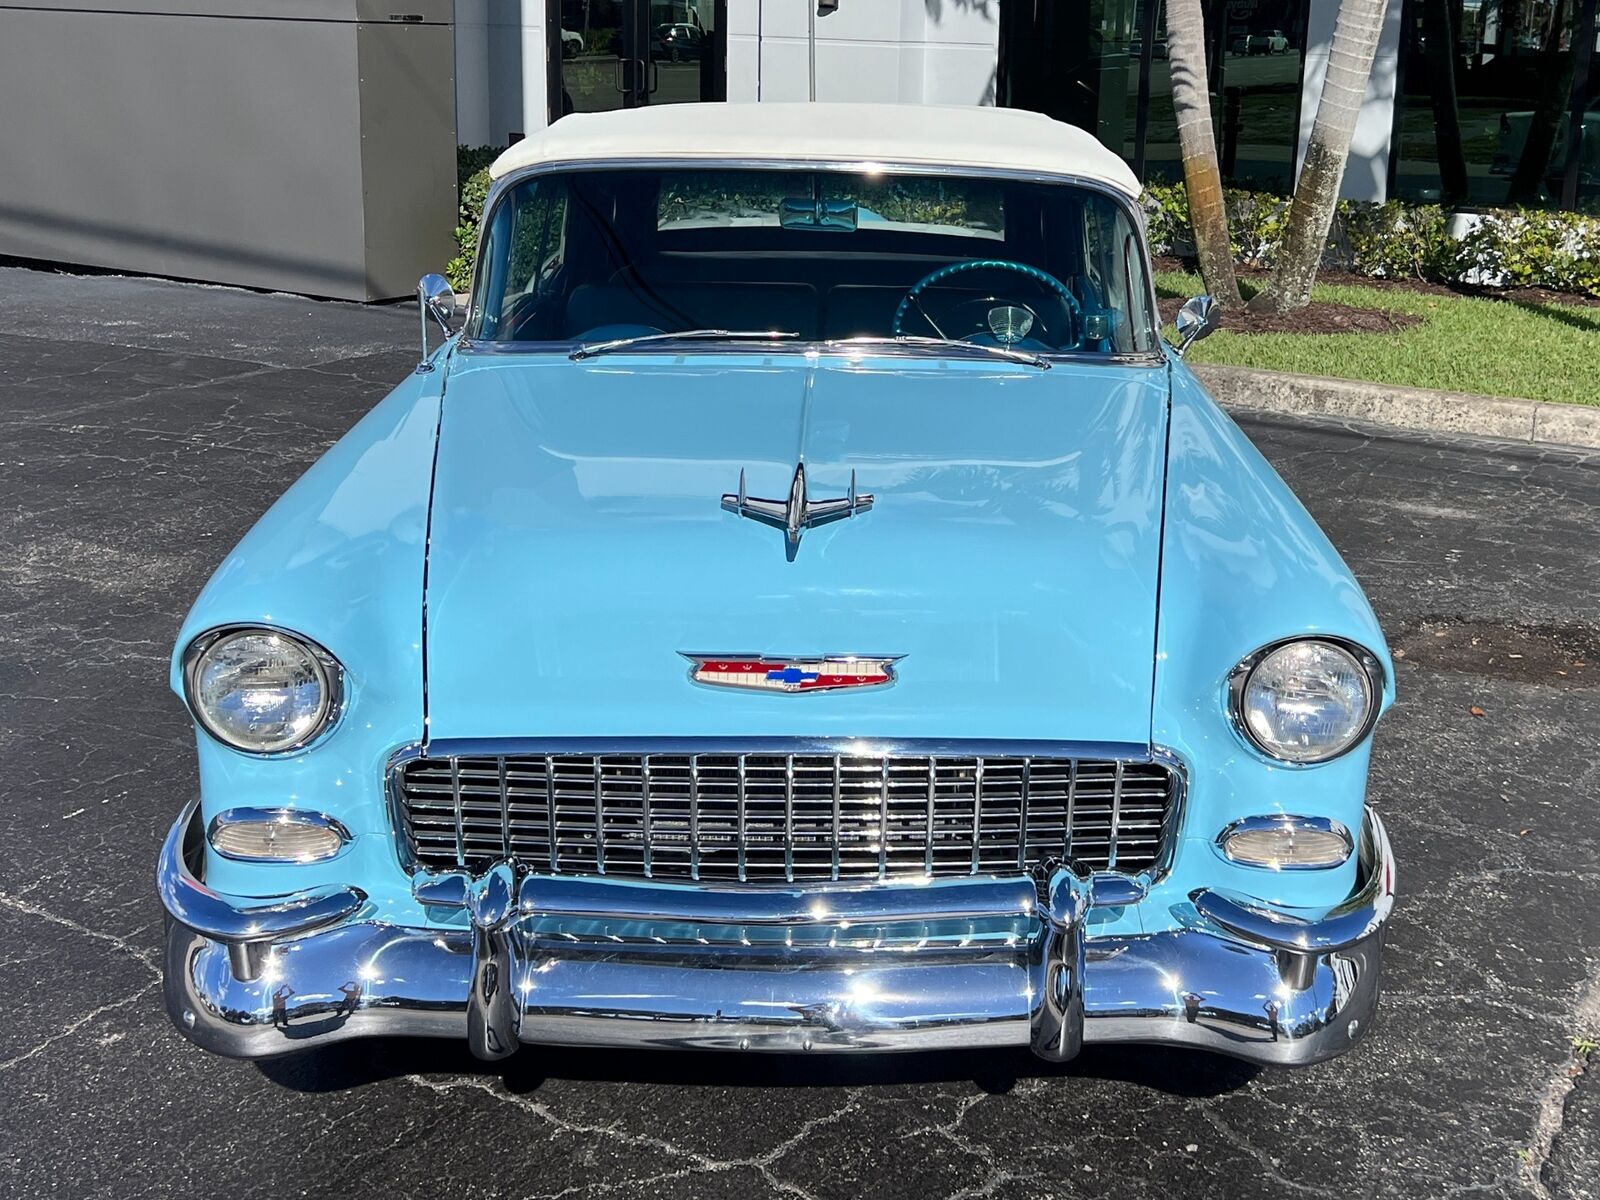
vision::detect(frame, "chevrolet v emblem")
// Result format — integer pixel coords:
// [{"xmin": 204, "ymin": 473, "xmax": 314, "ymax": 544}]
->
[{"xmin": 722, "ymin": 463, "xmax": 873, "ymax": 560}]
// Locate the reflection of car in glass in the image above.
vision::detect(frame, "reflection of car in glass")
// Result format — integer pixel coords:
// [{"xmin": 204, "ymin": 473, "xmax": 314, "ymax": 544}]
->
[
  {"xmin": 1247, "ymin": 29, "xmax": 1290, "ymax": 54},
  {"xmin": 1151, "ymin": 34, "xmax": 1168, "ymax": 59},
  {"xmin": 653, "ymin": 22, "xmax": 703, "ymax": 62},
  {"xmin": 1229, "ymin": 28, "xmax": 1250, "ymax": 54},
  {"xmin": 158, "ymin": 103, "xmax": 1395, "ymax": 1072},
  {"xmin": 560, "ymin": 27, "xmax": 583, "ymax": 59},
  {"xmin": 1493, "ymin": 109, "xmax": 1600, "ymax": 190}
]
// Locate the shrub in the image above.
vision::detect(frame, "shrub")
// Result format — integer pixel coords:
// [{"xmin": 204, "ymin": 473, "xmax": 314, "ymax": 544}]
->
[
  {"xmin": 1143, "ymin": 180, "xmax": 1600, "ymax": 299},
  {"xmin": 1454, "ymin": 210, "xmax": 1600, "ymax": 297},
  {"xmin": 1334, "ymin": 201, "xmax": 1455, "ymax": 281},
  {"xmin": 448, "ymin": 160, "xmax": 494, "ymax": 292}
]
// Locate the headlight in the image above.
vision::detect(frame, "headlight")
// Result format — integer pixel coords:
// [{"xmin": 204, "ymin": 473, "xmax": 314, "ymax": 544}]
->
[
  {"xmin": 183, "ymin": 627, "xmax": 343, "ymax": 754},
  {"xmin": 1231, "ymin": 639, "xmax": 1378, "ymax": 764}
]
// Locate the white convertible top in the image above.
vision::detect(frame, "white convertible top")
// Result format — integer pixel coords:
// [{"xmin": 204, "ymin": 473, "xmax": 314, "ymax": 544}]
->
[{"xmin": 489, "ymin": 102, "xmax": 1142, "ymax": 198}]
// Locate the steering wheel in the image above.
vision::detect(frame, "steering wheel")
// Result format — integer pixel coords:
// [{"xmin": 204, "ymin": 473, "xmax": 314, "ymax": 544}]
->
[{"xmin": 892, "ymin": 259, "xmax": 1080, "ymax": 346}]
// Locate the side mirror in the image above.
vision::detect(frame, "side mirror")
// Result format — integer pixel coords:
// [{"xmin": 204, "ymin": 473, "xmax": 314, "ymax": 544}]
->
[
  {"xmin": 1173, "ymin": 294, "xmax": 1220, "ymax": 355},
  {"xmin": 416, "ymin": 273, "xmax": 456, "ymax": 372}
]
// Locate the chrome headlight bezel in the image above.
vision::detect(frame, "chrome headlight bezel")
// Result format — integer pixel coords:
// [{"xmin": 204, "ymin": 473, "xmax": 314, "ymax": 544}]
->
[
  {"xmin": 181, "ymin": 625, "xmax": 345, "ymax": 756},
  {"xmin": 1227, "ymin": 637, "xmax": 1382, "ymax": 766}
]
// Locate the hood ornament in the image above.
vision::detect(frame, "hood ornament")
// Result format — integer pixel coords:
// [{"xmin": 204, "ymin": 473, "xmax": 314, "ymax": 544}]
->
[
  {"xmin": 722, "ymin": 463, "xmax": 872, "ymax": 560},
  {"xmin": 683, "ymin": 654, "xmax": 903, "ymax": 694}
]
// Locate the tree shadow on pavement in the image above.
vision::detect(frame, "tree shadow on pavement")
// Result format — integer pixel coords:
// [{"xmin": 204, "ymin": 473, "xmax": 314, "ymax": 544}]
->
[{"xmin": 257, "ymin": 1037, "xmax": 1259, "ymax": 1099}]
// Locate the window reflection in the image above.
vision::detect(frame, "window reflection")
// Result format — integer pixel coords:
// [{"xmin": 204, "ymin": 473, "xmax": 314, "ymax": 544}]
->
[
  {"xmin": 1394, "ymin": 0, "xmax": 1598, "ymax": 210},
  {"xmin": 1120, "ymin": 0, "xmax": 1309, "ymax": 194}
]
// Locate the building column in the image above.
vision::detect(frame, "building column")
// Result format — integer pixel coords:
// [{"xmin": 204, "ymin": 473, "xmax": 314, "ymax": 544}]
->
[
  {"xmin": 456, "ymin": 0, "xmax": 492, "ymax": 146},
  {"xmin": 484, "ymin": 0, "xmax": 547, "ymax": 144},
  {"xmin": 1296, "ymin": 0, "xmax": 1404, "ymax": 202}
]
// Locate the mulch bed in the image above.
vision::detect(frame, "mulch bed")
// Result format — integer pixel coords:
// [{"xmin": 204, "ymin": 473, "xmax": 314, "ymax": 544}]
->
[{"xmin": 1156, "ymin": 294, "xmax": 1423, "ymax": 335}]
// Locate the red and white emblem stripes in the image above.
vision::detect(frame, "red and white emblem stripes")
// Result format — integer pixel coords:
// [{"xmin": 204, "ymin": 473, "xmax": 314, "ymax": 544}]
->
[{"xmin": 682, "ymin": 655, "xmax": 902, "ymax": 694}]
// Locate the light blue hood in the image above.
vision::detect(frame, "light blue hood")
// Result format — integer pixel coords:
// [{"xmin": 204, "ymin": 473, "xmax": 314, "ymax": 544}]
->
[{"xmin": 424, "ymin": 352, "xmax": 1170, "ymax": 743}]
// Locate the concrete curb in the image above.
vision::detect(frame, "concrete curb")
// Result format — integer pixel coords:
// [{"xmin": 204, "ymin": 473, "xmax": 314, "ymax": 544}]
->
[{"xmin": 1192, "ymin": 364, "xmax": 1600, "ymax": 451}]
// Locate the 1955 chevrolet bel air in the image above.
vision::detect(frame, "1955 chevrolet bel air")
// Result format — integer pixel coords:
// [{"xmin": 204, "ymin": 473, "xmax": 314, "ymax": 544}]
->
[{"xmin": 158, "ymin": 102, "xmax": 1395, "ymax": 1066}]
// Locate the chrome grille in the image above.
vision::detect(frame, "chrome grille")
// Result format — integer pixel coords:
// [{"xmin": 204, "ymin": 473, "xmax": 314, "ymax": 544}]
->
[{"xmin": 396, "ymin": 751, "xmax": 1177, "ymax": 882}]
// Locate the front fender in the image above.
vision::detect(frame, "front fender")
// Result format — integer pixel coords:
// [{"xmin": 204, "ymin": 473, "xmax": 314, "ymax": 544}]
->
[
  {"xmin": 1151, "ymin": 362, "xmax": 1394, "ymax": 916},
  {"xmin": 169, "ymin": 367, "xmax": 445, "ymax": 906}
]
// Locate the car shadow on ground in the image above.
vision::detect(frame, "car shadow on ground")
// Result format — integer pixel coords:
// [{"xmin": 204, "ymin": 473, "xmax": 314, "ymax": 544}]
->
[{"xmin": 256, "ymin": 1037, "xmax": 1260, "ymax": 1099}]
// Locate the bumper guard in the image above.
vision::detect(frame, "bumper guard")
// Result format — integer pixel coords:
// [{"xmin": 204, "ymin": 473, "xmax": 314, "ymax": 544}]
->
[{"xmin": 159, "ymin": 799, "xmax": 1394, "ymax": 1067}]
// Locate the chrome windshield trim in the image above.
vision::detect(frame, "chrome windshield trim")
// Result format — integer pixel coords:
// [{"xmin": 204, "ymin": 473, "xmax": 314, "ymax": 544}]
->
[
  {"xmin": 463, "ymin": 156, "xmax": 1164, "ymax": 353},
  {"xmin": 831, "ymin": 334, "xmax": 1047, "ymax": 369},
  {"xmin": 458, "ymin": 337, "xmax": 1167, "ymax": 369},
  {"xmin": 570, "ymin": 329, "xmax": 801, "ymax": 361}
]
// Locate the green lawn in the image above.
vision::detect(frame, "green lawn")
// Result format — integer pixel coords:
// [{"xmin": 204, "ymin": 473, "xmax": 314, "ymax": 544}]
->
[{"xmin": 1155, "ymin": 269, "xmax": 1600, "ymax": 407}]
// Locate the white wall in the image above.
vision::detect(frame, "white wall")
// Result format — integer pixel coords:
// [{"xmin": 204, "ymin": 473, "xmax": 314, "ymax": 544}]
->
[
  {"xmin": 728, "ymin": 0, "xmax": 999, "ymax": 106},
  {"xmin": 1297, "ymin": 0, "xmax": 1403, "ymax": 202},
  {"xmin": 456, "ymin": 0, "xmax": 547, "ymax": 145},
  {"xmin": 455, "ymin": 0, "xmax": 492, "ymax": 146}
]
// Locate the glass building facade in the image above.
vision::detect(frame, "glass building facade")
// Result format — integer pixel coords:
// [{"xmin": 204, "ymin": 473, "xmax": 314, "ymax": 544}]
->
[
  {"xmin": 1390, "ymin": 0, "xmax": 1598, "ymax": 210},
  {"xmin": 998, "ymin": 0, "xmax": 1597, "ymax": 211}
]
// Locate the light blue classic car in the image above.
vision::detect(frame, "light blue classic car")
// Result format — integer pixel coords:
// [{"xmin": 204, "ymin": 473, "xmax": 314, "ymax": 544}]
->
[{"xmin": 158, "ymin": 102, "xmax": 1395, "ymax": 1067}]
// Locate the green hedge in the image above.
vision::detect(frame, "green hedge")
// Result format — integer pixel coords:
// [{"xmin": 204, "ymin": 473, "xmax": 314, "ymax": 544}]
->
[
  {"xmin": 1144, "ymin": 182, "xmax": 1600, "ymax": 299},
  {"xmin": 448, "ymin": 148, "xmax": 497, "ymax": 291}
]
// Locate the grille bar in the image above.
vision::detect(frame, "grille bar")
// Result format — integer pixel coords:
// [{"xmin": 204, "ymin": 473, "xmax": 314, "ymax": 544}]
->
[{"xmin": 397, "ymin": 751, "xmax": 1178, "ymax": 883}]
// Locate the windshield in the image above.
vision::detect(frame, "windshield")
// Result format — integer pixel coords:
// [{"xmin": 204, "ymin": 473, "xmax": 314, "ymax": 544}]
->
[{"xmin": 467, "ymin": 166, "xmax": 1158, "ymax": 357}]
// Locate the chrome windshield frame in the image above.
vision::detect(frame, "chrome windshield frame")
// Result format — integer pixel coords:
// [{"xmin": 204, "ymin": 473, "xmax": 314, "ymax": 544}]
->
[{"xmin": 459, "ymin": 156, "xmax": 1167, "ymax": 366}]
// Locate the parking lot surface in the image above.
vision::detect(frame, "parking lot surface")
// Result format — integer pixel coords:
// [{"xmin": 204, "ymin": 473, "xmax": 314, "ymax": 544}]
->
[{"xmin": 1, "ymin": 266, "xmax": 1597, "ymax": 1200}]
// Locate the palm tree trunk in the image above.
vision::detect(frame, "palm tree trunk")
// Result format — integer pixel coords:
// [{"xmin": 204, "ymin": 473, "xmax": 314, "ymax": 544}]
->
[
  {"xmin": 1165, "ymin": 0, "xmax": 1243, "ymax": 306},
  {"xmin": 1249, "ymin": 0, "xmax": 1393, "ymax": 314}
]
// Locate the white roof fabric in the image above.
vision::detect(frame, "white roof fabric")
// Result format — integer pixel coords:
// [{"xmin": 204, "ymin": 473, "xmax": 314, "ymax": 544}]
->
[{"xmin": 489, "ymin": 102, "xmax": 1142, "ymax": 198}]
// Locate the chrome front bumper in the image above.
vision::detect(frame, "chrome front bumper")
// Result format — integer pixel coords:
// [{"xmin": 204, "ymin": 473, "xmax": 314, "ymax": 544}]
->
[{"xmin": 158, "ymin": 801, "xmax": 1394, "ymax": 1066}]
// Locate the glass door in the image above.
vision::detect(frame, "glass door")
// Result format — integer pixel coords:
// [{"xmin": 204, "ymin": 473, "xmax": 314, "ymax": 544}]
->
[{"xmin": 551, "ymin": 1, "xmax": 724, "ymax": 121}]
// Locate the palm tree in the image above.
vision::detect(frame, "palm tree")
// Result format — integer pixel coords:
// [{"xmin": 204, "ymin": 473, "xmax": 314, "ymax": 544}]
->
[
  {"xmin": 1248, "ymin": 0, "xmax": 1393, "ymax": 314},
  {"xmin": 1164, "ymin": 0, "xmax": 1243, "ymax": 306}
]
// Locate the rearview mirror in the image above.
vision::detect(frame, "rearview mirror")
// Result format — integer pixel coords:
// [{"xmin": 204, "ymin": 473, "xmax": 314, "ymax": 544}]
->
[
  {"xmin": 416, "ymin": 273, "xmax": 456, "ymax": 372},
  {"xmin": 1173, "ymin": 294, "xmax": 1220, "ymax": 355},
  {"xmin": 779, "ymin": 195, "xmax": 859, "ymax": 232}
]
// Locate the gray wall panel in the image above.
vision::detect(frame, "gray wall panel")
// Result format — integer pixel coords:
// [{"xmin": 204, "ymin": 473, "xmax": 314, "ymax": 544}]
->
[
  {"xmin": 0, "ymin": 2, "xmax": 452, "ymax": 24},
  {"xmin": 0, "ymin": 4, "xmax": 456, "ymax": 299},
  {"xmin": 357, "ymin": 21, "xmax": 459, "ymax": 299}
]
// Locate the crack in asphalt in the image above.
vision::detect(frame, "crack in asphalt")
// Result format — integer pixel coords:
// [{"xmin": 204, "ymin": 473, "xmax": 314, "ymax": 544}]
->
[
  {"xmin": 1525, "ymin": 963, "xmax": 1600, "ymax": 1196},
  {"xmin": 404, "ymin": 1073, "xmax": 866, "ymax": 1200},
  {"xmin": 0, "ymin": 980, "xmax": 159, "ymax": 1072},
  {"xmin": 1196, "ymin": 1107, "xmax": 1343, "ymax": 1199},
  {"xmin": 0, "ymin": 892, "xmax": 161, "ymax": 978},
  {"xmin": 916, "ymin": 1091, "xmax": 1042, "ymax": 1199}
]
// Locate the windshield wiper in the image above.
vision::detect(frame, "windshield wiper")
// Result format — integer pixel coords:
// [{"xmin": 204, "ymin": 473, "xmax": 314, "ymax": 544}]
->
[
  {"xmin": 570, "ymin": 329, "xmax": 799, "ymax": 361},
  {"xmin": 829, "ymin": 335, "xmax": 1050, "ymax": 370}
]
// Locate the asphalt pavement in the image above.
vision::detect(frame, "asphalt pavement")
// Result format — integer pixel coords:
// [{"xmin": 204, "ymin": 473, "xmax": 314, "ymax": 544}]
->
[{"xmin": 1, "ymin": 264, "xmax": 1597, "ymax": 1200}]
